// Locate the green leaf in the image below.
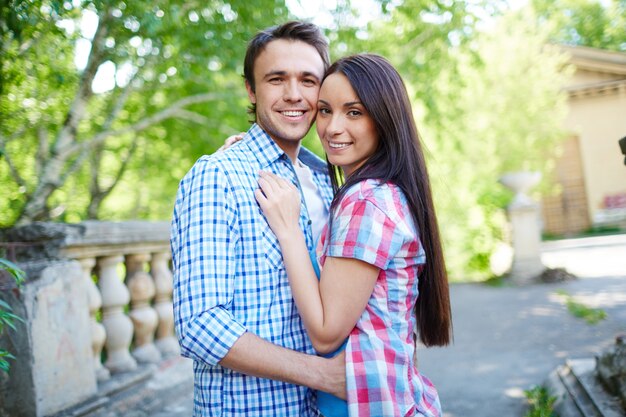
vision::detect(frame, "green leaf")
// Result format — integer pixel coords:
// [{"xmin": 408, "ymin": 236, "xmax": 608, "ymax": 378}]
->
[
  {"xmin": 0, "ymin": 359, "xmax": 10, "ymax": 374},
  {"xmin": 0, "ymin": 259, "xmax": 25, "ymax": 285}
]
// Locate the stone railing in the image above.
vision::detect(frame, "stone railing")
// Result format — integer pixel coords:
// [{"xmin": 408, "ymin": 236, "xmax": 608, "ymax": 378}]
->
[{"xmin": 0, "ymin": 221, "xmax": 184, "ymax": 417}]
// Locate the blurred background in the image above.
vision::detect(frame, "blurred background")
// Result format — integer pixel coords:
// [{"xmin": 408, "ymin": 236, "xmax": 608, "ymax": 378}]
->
[{"xmin": 1, "ymin": 0, "xmax": 625, "ymax": 283}]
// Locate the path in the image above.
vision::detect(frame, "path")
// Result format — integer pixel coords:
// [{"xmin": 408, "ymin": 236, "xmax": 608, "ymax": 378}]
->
[{"xmin": 419, "ymin": 234, "xmax": 626, "ymax": 416}]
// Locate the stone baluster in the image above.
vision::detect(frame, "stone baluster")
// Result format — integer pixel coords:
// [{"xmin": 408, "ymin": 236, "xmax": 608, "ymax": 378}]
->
[
  {"xmin": 98, "ymin": 255, "xmax": 137, "ymax": 373},
  {"xmin": 78, "ymin": 258, "xmax": 110, "ymax": 381},
  {"xmin": 151, "ymin": 252, "xmax": 179, "ymax": 357},
  {"xmin": 125, "ymin": 253, "xmax": 161, "ymax": 363}
]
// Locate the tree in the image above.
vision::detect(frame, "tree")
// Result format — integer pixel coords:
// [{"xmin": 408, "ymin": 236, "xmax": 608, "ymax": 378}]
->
[
  {"xmin": 532, "ymin": 0, "xmax": 626, "ymax": 51},
  {"xmin": 330, "ymin": 3, "xmax": 571, "ymax": 279},
  {"xmin": 0, "ymin": 0, "xmax": 289, "ymax": 226},
  {"xmin": 423, "ymin": 9, "xmax": 571, "ymax": 279}
]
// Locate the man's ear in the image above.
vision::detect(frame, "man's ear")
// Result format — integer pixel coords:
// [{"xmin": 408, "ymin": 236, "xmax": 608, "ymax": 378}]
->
[{"xmin": 245, "ymin": 81, "xmax": 256, "ymax": 104}]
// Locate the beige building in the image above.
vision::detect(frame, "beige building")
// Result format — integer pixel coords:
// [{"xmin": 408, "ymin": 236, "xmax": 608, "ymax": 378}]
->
[{"xmin": 542, "ymin": 45, "xmax": 626, "ymax": 236}]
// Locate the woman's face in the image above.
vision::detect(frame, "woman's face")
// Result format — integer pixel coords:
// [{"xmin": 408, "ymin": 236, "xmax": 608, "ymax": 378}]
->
[{"xmin": 316, "ymin": 73, "xmax": 379, "ymax": 177}]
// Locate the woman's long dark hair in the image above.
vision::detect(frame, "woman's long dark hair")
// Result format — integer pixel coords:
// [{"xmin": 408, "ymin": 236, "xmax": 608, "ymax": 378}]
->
[{"xmin": 324, "ymin": 54, "xmax": 452, "ymax": 346}]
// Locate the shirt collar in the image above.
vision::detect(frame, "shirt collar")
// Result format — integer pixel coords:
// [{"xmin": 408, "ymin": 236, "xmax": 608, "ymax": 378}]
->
[
  {"xmin": 243, "ymin": 124, "xmax": 285, "ymax": 169},
  {"xmin": 243, "ymin": 123, "xmax": 328, "ymax": 175}
]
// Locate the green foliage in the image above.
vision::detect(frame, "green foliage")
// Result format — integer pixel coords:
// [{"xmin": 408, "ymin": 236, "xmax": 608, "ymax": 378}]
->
[
  {"xmin": 0, "ymin": 0, "xmax": 290, "ymax": 224},
  {"xmin": 524, "ymin": 385, "xmax": 558, "ymax": 417},
  {"xmin": 340, "ymin": 5, "xmax": 570, "ymax": 280},
  {"xmin": 532, "ymin": 0, "xmax": 626, "ymax": 51},
  {"xmin": 556, "ymin": 290, "xmax": 607, "ymax": 324},
  {"xmin": 1, "ymin": 0, "xmax": 621, "ymax": 281},
  {"xmin": 0, "ymin": 258, "xmax": 25, "ymax": 374}
]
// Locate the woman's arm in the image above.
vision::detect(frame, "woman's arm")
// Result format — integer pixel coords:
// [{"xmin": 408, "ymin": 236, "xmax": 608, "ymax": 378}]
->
[{"xmin": 256, "ymin": 171, "xmax": 379, "ymax": 354}]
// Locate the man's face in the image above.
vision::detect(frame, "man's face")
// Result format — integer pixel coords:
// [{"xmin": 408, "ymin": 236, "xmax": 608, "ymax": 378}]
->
[{"xmin": 246, "ymin": 39, "xmax": 325, "ymax": 158}]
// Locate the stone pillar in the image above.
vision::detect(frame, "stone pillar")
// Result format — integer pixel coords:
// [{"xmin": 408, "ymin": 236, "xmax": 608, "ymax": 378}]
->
[
  {"xmin": 0, "ymin": 261, "xmax": 97, "ymax": 416},
  {"xmin": 126, "ymin": 253, "xmax": 161, "ymax": 364},
  {"xmin": 98, "ymin": 255, "xmax": 137, "ymax": 373},
  {"xmin": 499, "ymin": 171, "xmax": 545, "ymax": 284},
  {"xmin": 151, "ymin": 252, "xmax": 179, "ymax": 357},
  {"xmin": 78, "ymin": 257, "xmax": 110, "ymax": 381}
]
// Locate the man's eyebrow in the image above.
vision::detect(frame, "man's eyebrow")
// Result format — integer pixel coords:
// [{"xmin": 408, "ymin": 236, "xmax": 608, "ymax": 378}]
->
[
  {"xmin": 301, "ymin": 71, "xmax": 321, "ymax": 81},
  {"xmin": 262, "ymin": 70, "xmax": 321, "ymax": 81},
  {"xmin": 263, "ymin": 70, "xmax": 287, "ymax": 79}
]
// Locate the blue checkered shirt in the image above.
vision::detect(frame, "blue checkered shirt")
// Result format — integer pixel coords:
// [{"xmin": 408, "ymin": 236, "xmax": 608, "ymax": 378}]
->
[{"xmin": 171, "ymin": 124, "xmax": 334, "ymax": 416}]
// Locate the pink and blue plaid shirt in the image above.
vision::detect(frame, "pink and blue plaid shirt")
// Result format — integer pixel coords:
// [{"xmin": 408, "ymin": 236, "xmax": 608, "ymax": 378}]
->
[{"xmin": 319, "ymin": 179, "xmax": 442, "ymax": 417}]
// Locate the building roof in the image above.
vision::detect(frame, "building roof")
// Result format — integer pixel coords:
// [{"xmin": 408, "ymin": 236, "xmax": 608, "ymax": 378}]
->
[
  {"xmin": 561, "ymin": 44, "xmax": 626, "ymax": 75},
  {"xmin": 560, "ymin": 45, "xmax": 626, "ymax": 98}
]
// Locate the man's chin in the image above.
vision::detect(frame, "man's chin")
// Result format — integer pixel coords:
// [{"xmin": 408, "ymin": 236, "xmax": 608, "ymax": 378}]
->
[{"xmin": 272, "ymin": 127, "xmax": 312, "ymax": 142}]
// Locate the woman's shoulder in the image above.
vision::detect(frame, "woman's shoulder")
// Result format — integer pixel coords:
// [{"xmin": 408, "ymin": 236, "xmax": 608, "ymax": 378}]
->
[
  {"xmin": 340, "ymin": 180, "xmax": 407, "ymax": 214},
  {"xmin": 352, "ymin": 179, "xmax": 405, "ymax": 202}
]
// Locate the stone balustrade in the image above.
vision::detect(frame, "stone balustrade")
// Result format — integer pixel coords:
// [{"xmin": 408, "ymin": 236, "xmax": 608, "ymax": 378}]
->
[{"xmin": 0, "ymin": 221, "xmax": 180, "ymax": 417}]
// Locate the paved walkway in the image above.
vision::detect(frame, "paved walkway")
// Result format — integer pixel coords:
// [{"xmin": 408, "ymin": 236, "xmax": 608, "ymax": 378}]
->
[
  {"xmin": 419, "ymin": 234, "xmax": 626, "ymax": 416},
  {"xmin": 149, "ymin": 234, "xmax": 626, "ymax": 416}
]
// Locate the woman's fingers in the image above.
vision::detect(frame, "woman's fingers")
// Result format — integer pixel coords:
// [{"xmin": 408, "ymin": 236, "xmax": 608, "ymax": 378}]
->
[
  {"xmin": 254, "ymin": 188, "xmax": 268, "ymax": 210},
  {"xmin": 257, "ymin": 171, "xmax": 300, "ymax": 208},
  {"xmin": 258, "ymin": 173, "xmax": 278, "ymax": 195},
  {"xmin": 259, "ymin": 171, "xmax": 295, "ymax": 190}
]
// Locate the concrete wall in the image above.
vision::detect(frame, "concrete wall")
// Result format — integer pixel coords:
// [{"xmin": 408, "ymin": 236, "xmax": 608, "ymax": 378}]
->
[
  {"xmin": 0, "ymin": 261, "xmax": 96, "ymax": 417},
  {"xmin": 543, "ymin": 47, "xmax": 626, "ymax": 235},
  {"xmin": 565, "ymin": 71, "xmax": 626, "ymax": 223}
]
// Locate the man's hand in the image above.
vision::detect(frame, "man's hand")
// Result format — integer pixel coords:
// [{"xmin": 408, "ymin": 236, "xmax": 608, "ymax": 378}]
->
[{"xmin": 321, "ymin": 350, "xmax": 347, "ymax": 400}]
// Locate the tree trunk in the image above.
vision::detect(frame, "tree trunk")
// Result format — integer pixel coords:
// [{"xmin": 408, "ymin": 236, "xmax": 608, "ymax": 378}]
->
[{"xmin": 15, "ymin": 9, "xmax": 111, "ymax": 225}]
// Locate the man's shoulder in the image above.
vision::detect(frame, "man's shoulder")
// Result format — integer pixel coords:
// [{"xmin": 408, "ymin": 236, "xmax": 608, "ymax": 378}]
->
[
  {"xmin": 298, "ymin": 146, "xmax": 328, "ymax": 175},
  {"xmin": 186, "ymin": 143, "xmax": 256, "ymax": 179}
]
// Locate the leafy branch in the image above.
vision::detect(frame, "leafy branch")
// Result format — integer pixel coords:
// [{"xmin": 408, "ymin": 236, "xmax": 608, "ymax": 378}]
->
[{"xmin": 0, "ymin": 258, "xmax": 25, "ymax": 374}]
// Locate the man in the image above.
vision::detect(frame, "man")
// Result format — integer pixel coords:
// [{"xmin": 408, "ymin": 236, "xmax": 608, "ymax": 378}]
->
[{"xmin": 171, "ymin": 21, "xmax": 343, "ymax": 416}]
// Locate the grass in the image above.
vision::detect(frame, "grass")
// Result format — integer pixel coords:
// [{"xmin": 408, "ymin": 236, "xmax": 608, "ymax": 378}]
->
[
  {"xmin": 483, "ymin": 274, "xmax": 508, "ymax": 287},
  {"xmin": 542, "ymin": 227, "xmax": 625, "ymax": 241},
  {"xmin": 555, "ymin": 290, "xmax": 607, "ymax": 324},
  {"xmin": 524, "ymin": 386, "xmax": 559, "ymax": 417}
]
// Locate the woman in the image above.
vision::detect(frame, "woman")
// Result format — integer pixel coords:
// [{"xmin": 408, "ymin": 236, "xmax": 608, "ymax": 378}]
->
[{"xmin": 255, "ymin": 54, "xmax": 452, "ymax": 417}]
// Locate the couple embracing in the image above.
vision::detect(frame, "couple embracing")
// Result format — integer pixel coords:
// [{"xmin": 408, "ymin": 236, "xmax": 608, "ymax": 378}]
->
[{"xmin": 170, "ymin": 21, "xmax": 452, "ymax": 417}]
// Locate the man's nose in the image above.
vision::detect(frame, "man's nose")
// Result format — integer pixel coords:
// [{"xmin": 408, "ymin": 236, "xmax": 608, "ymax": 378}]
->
[{"xmin": 283, "ymin": 79, "xmax": 303, "ymax": 102}]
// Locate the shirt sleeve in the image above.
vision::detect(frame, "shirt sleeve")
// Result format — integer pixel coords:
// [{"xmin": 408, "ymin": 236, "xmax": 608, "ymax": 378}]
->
[
  {"xmin": 326, "ymin": 192, "xmax": 404, "ymax": 270},
  {"xmin": 171, "ymin": 158, "xmax": 246, "ymax": 366}
]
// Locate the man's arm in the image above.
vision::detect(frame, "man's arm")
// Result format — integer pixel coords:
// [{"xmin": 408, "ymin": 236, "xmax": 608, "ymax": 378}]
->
[
  {"xmin": 172, "ymin": 159, "xmax": 345, "ymax": 398},
  {"xmin": 221, "ymin": 332, "xmax": 346, "ymax": 399}
]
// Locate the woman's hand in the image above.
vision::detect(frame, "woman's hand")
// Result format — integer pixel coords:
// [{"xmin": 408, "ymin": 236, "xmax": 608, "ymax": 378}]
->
[
  {"xmin": 254, "ymin": 171, "xmax": 302, "ymax": 241},
  {"xmin": 216, "ymin": 132, "xmax": 244, "ymax": 152}
]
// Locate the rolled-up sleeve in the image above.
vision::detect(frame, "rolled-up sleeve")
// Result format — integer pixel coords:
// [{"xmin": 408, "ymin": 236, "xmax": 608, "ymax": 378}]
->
[{"xmin": 171, "ymin": 158, "xmax": 246, "ymax": 365}]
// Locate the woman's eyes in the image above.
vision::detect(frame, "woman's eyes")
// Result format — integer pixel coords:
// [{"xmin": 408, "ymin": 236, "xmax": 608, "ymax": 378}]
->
[{"xmin": 317, "ymin": 108, "xmax": 363, "ymax": 117}]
